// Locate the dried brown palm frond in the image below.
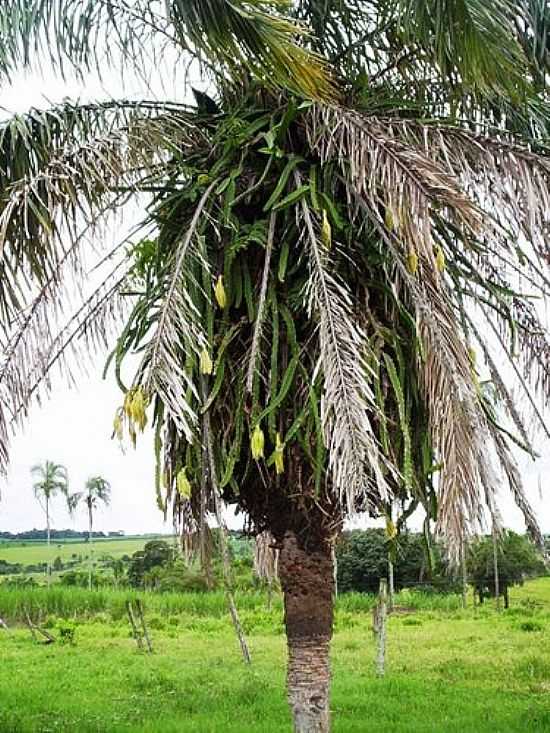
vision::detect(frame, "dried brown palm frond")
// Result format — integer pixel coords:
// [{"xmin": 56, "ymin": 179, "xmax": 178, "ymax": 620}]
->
[
  {"xmin": 382, "ymin": 120, "xmax": 550, "ymax": 264},
  {"xmin": 490, "ymin": 424, "xmax": 545, "ymax": 550},
  {"xmin": 0, "ymin": 261, "xmax": 129, "ymax": 475},
  {"xmin": 305, "ymin": 105, "xmax": 483, "ymax": 263},
  {"xmin": 134, "ymin": 182, "xmax": 217, "ymax": 442},
  {"xmin": 0, "ymin": 108, "xmax": 203, "ymax": 321},
  {"xmin": 468, "ymin": 319, "xmax": 536, "ymax": 455},
  {"xmin": 299, "ymin": 190, "xmax": 391, "ymax": 511},
  {"xmin": 254, "ymin": 530, "xmax": 279, "ymax": 583}
]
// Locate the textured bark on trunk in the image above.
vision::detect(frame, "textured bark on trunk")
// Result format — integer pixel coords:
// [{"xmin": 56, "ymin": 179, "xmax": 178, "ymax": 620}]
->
[{"xmin": 279, "ymin": 531, "xmax": 334, "ymax": 733}]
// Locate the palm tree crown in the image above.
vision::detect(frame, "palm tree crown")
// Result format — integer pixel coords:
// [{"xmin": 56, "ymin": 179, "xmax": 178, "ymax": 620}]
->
[
  {"xmin": 1, "ymin": 2, "xmax": 549, "ymax": 729},
  {"xmin": 31, "ymin": 461, "xmax": 69, "ymax": 504}
]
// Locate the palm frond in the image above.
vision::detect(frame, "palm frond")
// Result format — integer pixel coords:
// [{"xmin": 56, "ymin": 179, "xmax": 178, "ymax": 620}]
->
[
  {"xmin": 0, "ymin": 105, "xmax": 201, "ymax": 321},
  {"xmin": 0, "ymin": 1, "xmax": 335, "ymax": 100},
  {"xmin": 0, "ymin": 262, "xmax": 129, "ymax": 475},
  {"xmin": 136, "ymin": 182, "xmax": 217, "ymax": 442},
  {"xmin": 254, "ymin": 530, "xmax": 278, "ymax": 582},
  {"xmin": 385, "ymin": 121, "xmax": 550, "ymax": 266},
  {"xmin": 395, "ymin": 0, "xmax": 530, "ymax": 96},
  {"xmin": 245, "ymin": 211, "xmax": 275, "ymax": 394},
  {"xmin": 299, "ymin": 190, "xmax": 391, "ymax": 509},
  {"xmin": 306, "ymin": 105, "xmax": 482, "ymax": 267}
]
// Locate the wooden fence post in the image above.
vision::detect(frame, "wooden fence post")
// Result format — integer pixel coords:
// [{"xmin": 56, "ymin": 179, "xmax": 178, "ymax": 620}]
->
[
  {"xmin": 126, "ymin": 600, "xmax": 144, "ymax": 651},
  {"xmin": 135, "ymin": 600, "xmax": 153, "ymax": 653},
  {"xmin": 492, "ymin": 524, "xmax": 501, "ymax": 612},
  {"xmin": 374, "ymin": 578, "xmax": 388, "ymax": 678},
  {"xmin": 460, "ymin": 541, "xmax": 468, "ymax": 609}
]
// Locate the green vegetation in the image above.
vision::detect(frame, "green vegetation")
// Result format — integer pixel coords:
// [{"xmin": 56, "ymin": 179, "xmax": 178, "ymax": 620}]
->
[
  {"xmin": 468, "ymin": 531, "xmax": 547, "ymax": 606},
  {"xmin": 0, "ymin": 537, "xmax": 166, "ymax": 566},
  {"xmin": 1, "ymin": 579, "xmax": 550, "ymax": 732}
]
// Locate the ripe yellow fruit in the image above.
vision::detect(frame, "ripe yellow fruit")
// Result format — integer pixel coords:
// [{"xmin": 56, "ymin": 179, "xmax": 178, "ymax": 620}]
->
[
  {"xmin": 123, "ymin": 390, "xmax": 134, "ymax": 418},
  {"xmin": 407, "ymin": 250, "xmax": 418, "ymax": 275},
  {"xmin": 321, "ymin": 209, "xmax": 332, "ymax": 249},
  {"xmin": 435, "ymin": 246, "xmax": 446, "ymax": 272},
  {"xmin": 197, "ymin": 173, "xmax": 210, "ymax": 186},
  {"xmin": 176, "ymin": 467, "xmax": 192, "ymax": 499},
  {"xmin": 274, "ymin": 432, "xmax": 285, "ymax": 474},
  {"xmin": 130, "ymin": 387, "xmax": 147, "ymax": 431},
  {"xmin": 251, "ymin": 424, "xmax": 265, "ymax": 460},
  {"xmin": 200, "ymin": 348, "xmax": 213, "ymax": 375},
  {"xmin": 214, "ymin": 275, "xmax": 227, "ymax": 309},
  {"xmin": 113, "ymin": 412, "xmax": 123, "ymax": 441}
]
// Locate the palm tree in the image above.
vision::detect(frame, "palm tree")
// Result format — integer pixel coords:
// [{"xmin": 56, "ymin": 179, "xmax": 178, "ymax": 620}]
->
[
  {"xmin": 31, "ymin": 461, "xmax": 69, "ymax": 585},
  {"xmin": 69, "ymin": 476, "xmax": 111, "ymax": 591},
  {"xmin": 1, "ymin": 2, "xmax": 550, "ymax": 730}
]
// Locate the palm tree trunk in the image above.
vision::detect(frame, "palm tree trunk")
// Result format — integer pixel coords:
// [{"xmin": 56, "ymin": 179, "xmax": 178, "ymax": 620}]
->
[
  {"xmin": 46, "ymin": 497, "xmax": 51, "ymax": 587},
  {"xmin": 279, "ymin": 531, "xmax": 334, "ymax": 733},
  {"xmin": 88, "ymin": 503, "xmax": 93, "ymax": 592}
]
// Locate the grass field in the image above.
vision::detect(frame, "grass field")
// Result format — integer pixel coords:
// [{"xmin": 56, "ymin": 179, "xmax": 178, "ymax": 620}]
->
[
  {"xmin": 1, "ymin": 579, "xmax": 550, "ymax": 731},
  {"xmin": 0, "ymin": 536, "xmax": 167, "ymax": 565}
]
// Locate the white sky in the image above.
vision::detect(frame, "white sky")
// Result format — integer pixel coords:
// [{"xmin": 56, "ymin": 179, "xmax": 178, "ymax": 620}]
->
[{"xmin": 0, "ymin": 64, "xmax": 548, "ymax": 537}]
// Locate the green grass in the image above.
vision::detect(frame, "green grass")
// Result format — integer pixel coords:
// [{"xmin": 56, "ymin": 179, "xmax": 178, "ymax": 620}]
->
[
  {"xmin": 0, "ymin": 536, "xmax": 166, "ymax": 565},
  {"xmin": 1, "ymin": 580, "xmax": 550, "ymax": 732}
]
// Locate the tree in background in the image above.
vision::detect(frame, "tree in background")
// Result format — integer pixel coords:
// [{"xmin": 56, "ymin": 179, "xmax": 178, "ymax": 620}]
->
[
  {"xmin": 68, "ymin": 476, "xmax": 111, "ymax": 591},
  {"xmin": 468, "ymin": 531, "xmax": 546, "ymax": 608},
  {"xmin": 30, "ymin": 461, "xmax": 69, "ymax": 586},
  {"xmin": 336, "ymin": 530, "xmax": 453, "ymax": 595},
  {"xmin": 127, "ymin": 541, "xmax": 175, "ymax": 589},
  {"xmin": 1, "ymin": 2, "xmax": 550, "ymax": 730}
]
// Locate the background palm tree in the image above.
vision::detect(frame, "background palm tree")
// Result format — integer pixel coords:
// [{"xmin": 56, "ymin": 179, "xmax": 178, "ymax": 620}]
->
[
  {"xmin": 31, "ymin": 461, "xmax": 69, "ymax": 586},
  {"xmin": 68, "ymin": 476, "xmax": 111, "ymax": 591},
  {"xmin": 1, "ymin": 2, "xmax": 549, "ymax": 731}
]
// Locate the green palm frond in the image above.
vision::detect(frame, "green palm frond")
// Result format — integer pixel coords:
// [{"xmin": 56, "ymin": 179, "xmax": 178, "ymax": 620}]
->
[
  {"xmin": 0, "ymin": 1, "xmax": 335, "ymax": 100},
  {"xmin": 394, "ymin": 0, "xmax": 530, "ymax": 97},
  {"xmin": 134, "ymin": 181, "xmax": 217, "ymax": 442}
]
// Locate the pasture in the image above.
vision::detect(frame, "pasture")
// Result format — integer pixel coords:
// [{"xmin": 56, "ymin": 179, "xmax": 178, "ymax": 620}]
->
[
  {"xmin": 1, "ymin": 579, "xmax": 550, "ymax": 731},
  {"xmin": 0, "ymin": 536, "xmax": 166, "ymax": 566}
]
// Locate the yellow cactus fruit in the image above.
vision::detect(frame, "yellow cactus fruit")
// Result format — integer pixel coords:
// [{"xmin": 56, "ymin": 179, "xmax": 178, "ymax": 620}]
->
[
  {"xmin": 321, "ymin": 209, "xmax": 332, "ymax": 249},
  {"xmin": 197, "ymin": 173, "xmax": 210, "ymax": 186},
  {"xmin": 251, "ymin": 424, "xmax": 265, "ymax": 460},
  {"xmin": 200, "ymin": 348, "xmax": 213, "ymax": 375},
  {"xmin": 176, "ymin": 467, "xmax": 192, "ymax": 499},
  {"xmin": 130, "ymin": 387, "xmax": 147, "ymax": 431},
  {"xmin": 123, "ymin": 389, "xmax": 134, "ymax": 418},
  {"xmin": 407, "ymin": 250, "xmax": 418, "ymax": 275},
  {"xmin": 274, "ymin": 432, "xmax": 285, "ymax": 474},
  {"xmin": 435, "ymin": 245, "xmax": 446, "ymax": 272},
  {"xmin": 214, "ymin": 275, "xmax": 227, "ymax": 309},
  {"xmin": 112, "ymin": 411, "xmax": 123, "ymax": 441},
  {"xmin": 385, "ymin": 518, "xmax": 397, "ymax": 540}
]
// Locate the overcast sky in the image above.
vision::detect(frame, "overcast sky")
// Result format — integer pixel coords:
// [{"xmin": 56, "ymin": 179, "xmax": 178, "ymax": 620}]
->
[{"xmin": 0, "ymin": 63, "xmax": 548, "ymax": 537}]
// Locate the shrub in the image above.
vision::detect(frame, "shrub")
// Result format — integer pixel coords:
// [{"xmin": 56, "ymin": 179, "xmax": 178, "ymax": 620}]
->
[
  {"xmin": 57, "ymin": 620, "xmax": 77, "ymax": 645},
  {"xmin": 518, "ymin": 620, "xmax": 544, "ymax": 632}
]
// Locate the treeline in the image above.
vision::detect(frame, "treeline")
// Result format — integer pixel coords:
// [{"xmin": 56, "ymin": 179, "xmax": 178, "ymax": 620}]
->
[
  {"xmin": 0, "ymin": 529, "xmax": 125, "ymax": 541},
  {"xmin": 337, "ymin": 529, "xmax": 547, "ymax": 602}
]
